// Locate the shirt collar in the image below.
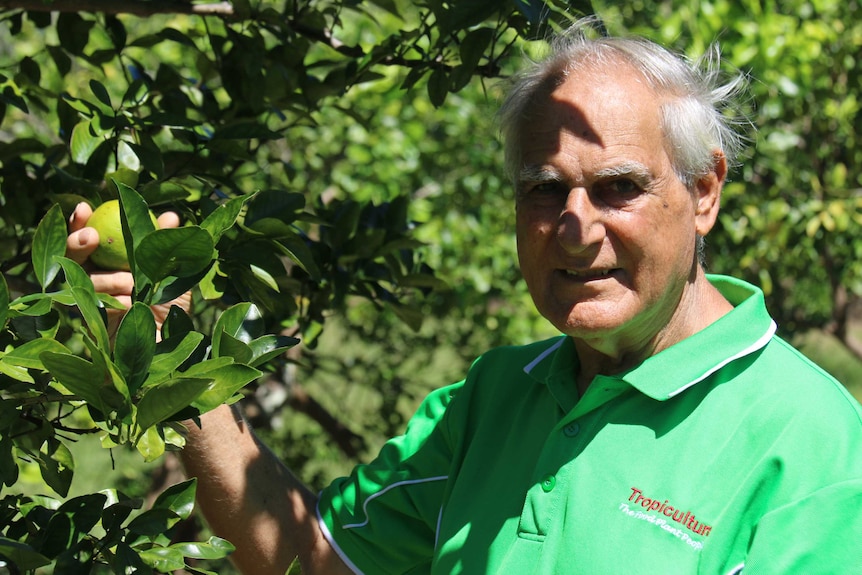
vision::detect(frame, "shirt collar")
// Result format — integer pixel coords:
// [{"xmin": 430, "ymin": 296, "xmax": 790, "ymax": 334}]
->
[{"xmin": 522, "ymin": 275, "xmax": 777, "ymax": 409}]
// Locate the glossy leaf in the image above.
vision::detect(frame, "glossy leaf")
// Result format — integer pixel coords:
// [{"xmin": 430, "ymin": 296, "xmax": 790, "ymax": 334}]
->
[
  {"xmin": 57, "ymin": 257, "xmax": 110, "ymax": 352},
  {"xmin": 135, "ymin": 376, "xmax": 213, "ymax": 431},
  {"xmin": 136, "ymin": 227, "xmax": 214, "ymax": 282},
  {"xmin": 200, "ymin": 194, "xmax": 247, "ymax": 243},
  {"xmin": 139, "ymin": 546, "xmax": 186, "ymax": 572},
  {"xmin": 247, "ymin": 334, "xmax": 300, "ymax": 368},
  {"xmin": 147, "ymin": 331, "xmax": 206, "ymax": 382},
  {"xmin": 114, "ymin": 302, "xmax": 156, "ymax": 395},
  {"xmin": 171, "ymin": 536, "xmax": 235, "ymax": 560},
  {"xmin": 32, "ymin": 204, "xmax": 67, "ymax": 289},
  {"xmin": 152, "ymin": 478, "xmax": 196, "ymax": 520},
  {"xmin": 183, "ymin": 360, "xmax": 261, "ymax": 412}
]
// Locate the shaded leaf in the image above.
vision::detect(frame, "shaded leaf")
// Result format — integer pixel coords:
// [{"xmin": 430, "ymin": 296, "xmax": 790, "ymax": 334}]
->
[
  {"xmin": 136, "ymin": 227, "xmax": 214, "ymax": 282},
  {"xmin": 32, "ymin": 204, "xmax": 67, "ymax": 289},
  {"xmin": 0, "ymin": 537, "xmax": 51, "ymax": 570},
  {"xmin": 41, "ymin": 351, "xmax": 106, "ymax": 409},
  {"xmin": 114, "ymin": 302, "xmax": 156, "ymax": 395}
]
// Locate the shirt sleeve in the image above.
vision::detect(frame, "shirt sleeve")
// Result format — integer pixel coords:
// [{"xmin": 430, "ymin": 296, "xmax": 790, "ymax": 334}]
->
[
  {"xmin": 742, "ymin": 478, "xmax": 862, "ymax": 573},
  {"xmin": 317, "ymin": 382, "xmax": 461, "ymax": 575}
]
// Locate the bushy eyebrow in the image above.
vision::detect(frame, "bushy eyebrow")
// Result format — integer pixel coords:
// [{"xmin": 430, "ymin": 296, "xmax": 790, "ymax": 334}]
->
[
  {"xmin": 593, "ymin": 161, "xmax": 652, "ymax": 182},
  {"xmin": 517, "ymin": 165, "xmax": 564, "ymax": 187}
]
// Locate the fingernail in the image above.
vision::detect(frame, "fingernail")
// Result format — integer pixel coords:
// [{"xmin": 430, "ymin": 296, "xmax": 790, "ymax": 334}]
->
[{"xmin": 77, "ymin": 228, "xmax": 91, "ymax": 245}]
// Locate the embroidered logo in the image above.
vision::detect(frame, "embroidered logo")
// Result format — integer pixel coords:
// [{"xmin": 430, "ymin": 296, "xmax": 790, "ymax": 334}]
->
[{"xmin": 619, "ymin": 487, "xmax": 713, "ymax": 551}]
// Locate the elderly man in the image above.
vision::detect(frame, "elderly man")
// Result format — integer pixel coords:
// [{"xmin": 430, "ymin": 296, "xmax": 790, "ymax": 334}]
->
[{"xmin": 69, "ymin": 19, "xmax": 862, "ymax": 575}]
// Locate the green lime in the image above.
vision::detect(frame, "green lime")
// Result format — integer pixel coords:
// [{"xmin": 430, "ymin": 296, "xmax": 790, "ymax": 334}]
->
[{"xmin": 88, "ymin": 200, "xmax": 157, "ymax": 271}]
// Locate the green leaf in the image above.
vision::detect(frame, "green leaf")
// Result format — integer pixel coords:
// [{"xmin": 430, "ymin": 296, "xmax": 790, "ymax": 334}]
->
[
  {"xmin": 148, "ymin": 331, "xmax": 206, "ymax": 382},
  {"xmin": 212, "ymin": 302, "xmax": 253, "ymax": 348},
  {"xmin": 32, "ymin": 204, "xmax": 67, "ymax": 289},
  {"xmin": 117, "ymin": 183, "xmax": 158, "ymax": 293},
  {"xmin": 136, "ymin": 424, "xmax": 166, "ymax": 462},
  {"xmin": 0, "ymin": 435, "xmax": 19, "ymax": 487},
  {"xmin": 57, "ymin": 257, "xmax": 110, "ymax": 351},
  {"xmin": 214, "ymin": 331, "xmax": 253, "ymax": 364},
  {"xmin": 0, "ymin": 537, "xmax": 51, "ymax": 570},
  {"xmin": 136, "ymin": 227, "xmax": 214, "ymax": 282},
  {"xmin": 41, "ymin": 351, "xmax": 107, "ymax": 409},
  {"xmin": 460, "ymin": 27, "xmax": 494, "ymax": 69},
  {"xmin": 171, "ymin": 536, "xmax": 235, "ymax": 560},
  {"xmin": 38, "ymin": 439, "xmax": 74, "ymax": 497},
  {"xmin": 70, "ymin": 120, "xmax": 102, "ymax": 164},
  {"xmin": 56, "ymin": 493, "xmax": 107, "ymax": 534},
  {"xmin": 126, "ymin": 507, "xmax": 181, "ymax": 537},
  {"xmin": 140, "ymin": 546, "xmax": 186, "ymax": 572},
  {"xmin": 184, "ymin": 360, "xmax": 261, "ymax": 412},
  {"xmin": 247, "ymin": 334, "xmax": 299, "ymax": 368},
  {"xmin": 277, "ymin": 233, "xmax": 321, "ymax": 280},
  {"xmin": 114, "ymin": 302, "xmax": 156, "ymax": 395},
  {"xmin": 0, "ymin": 273, "xmax": 9, "ymax": 329},
  {"xmin": 427, "ymin": 68, "xmax": 449, "ymax": 107},
  {"xmin": 161, "ymin": 305, "xmax": 195, "ymax": 341},
  {"xmin": 244, "ymin": 190, "xmax": 305, "ymax": 229},
  {"xmin": 152, "ymin": 478, "xmax": 196, "ymax": 520},
  {"xmin": 89, "ymin": 79, "xmax": 112, "ymax": 108},
  {"xmin": 136, "ymin": 377, "xmax": 213, "ymax": 431},
  {"xmin": 2, "ymin": 337, "xmax": 70, "ymax": 369},
  {"xmin": 200, "ymin": 194, "xmax": 248, "ymax": 243},
  {"xmin": 57, "ymin": 12, "xmax": 93, "ymax": 55}
]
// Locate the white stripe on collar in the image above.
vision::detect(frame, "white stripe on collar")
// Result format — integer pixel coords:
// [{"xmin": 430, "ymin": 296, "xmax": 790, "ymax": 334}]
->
[
  {"xmin": 523, "ymin": 337, "xmax": 566, "ymax": 375},
  {"xmin": 666, "ymin": 320, "xmax": 777, "ymax": 399}
]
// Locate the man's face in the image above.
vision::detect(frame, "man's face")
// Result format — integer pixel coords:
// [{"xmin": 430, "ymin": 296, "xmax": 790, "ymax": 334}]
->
[{"xmin": 515, "ymin": 64, "xmax": 716, "ymax": 356}]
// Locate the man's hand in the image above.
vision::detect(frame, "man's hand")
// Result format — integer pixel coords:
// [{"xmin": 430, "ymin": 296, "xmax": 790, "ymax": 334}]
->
[{"xmin": 65, "ymin": 201, "xmax": 191, "ymax": 335}]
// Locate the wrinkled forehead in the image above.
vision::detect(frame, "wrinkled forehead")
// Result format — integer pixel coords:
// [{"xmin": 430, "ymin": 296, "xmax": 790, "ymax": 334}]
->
[{"xmin": 519, "ymin": 62, "xmax": 666, "ymax": 148}]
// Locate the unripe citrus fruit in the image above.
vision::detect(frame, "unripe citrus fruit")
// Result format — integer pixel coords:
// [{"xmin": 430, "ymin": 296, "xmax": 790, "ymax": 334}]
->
[{"xmin": 88, "ymin": 200, "xmax": 157, "ymax": 271}]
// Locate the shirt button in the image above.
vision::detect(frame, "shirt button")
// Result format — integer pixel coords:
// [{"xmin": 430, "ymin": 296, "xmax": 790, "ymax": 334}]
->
[
  {"xmin": 563, "ymin": 422, "xmax": 580, "ymax": 437},
  {"xmin": 541, "ymin": 475, "xmax": 556, "ymax": 492}
]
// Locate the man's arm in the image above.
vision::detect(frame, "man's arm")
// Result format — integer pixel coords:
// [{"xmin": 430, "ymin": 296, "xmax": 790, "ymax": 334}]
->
[{"xmin": 182, "ymin": 404, "xmax": 354, "ymax": 575}]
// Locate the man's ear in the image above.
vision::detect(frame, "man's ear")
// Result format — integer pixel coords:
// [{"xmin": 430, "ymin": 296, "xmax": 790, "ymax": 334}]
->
[{"xmin": 694, "ymin": 151, "xmax": 727, "ymax": 236}]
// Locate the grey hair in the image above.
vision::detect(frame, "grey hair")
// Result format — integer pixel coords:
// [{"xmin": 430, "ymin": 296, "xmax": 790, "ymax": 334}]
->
[{"xmin": 498, "ymin": 18, "xmax": 753, "ymax": 189}]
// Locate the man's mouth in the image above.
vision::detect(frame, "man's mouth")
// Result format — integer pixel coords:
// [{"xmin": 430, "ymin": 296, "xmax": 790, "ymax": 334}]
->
[{"xmin": 562, "ymin": 268, "xmax": 616, "ymax": 280}]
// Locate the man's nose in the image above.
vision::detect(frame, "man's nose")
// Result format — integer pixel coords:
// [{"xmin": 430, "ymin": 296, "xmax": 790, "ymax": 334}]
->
[{"xmin": 557, "ymin": 188, "xmax": 605, "ymax": 252}]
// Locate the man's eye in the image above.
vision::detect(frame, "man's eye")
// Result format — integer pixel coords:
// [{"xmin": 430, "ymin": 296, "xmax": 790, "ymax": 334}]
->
[{"xmin": 598, "ymin": 179, "xmax": 641, "ymax": 202}]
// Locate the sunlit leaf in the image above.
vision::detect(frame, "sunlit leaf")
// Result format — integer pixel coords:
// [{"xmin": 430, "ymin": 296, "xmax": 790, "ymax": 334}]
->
[
  {"xmin": 136, "ymin": 377, "xmax": 213, "ymax": 431},
  {"xmin": 152, "ymin": 478, "xmax": 197, "ymax": 519}
]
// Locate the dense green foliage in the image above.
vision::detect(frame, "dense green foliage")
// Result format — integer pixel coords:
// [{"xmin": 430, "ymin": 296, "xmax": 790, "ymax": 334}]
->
[{"xmin": 0, "ymin": 0, "xmax": 587, "ymax": 572}]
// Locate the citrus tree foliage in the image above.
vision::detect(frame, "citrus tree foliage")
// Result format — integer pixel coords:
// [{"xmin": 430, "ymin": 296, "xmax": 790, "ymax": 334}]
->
[
  {"xmin": 598, "ymin": 0, "xmax": 862, "ymax": 351},
  {"xmin": 0, "ymin": 0, "xmax": 590, "ymax": 572}
]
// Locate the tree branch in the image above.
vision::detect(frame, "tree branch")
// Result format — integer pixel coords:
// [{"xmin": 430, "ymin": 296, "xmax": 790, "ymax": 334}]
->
[{"xmin": 0, "ymin": 0, "xmax": 234, "ymax": 17}]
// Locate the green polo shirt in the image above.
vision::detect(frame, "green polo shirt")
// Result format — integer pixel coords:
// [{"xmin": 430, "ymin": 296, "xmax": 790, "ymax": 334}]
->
[{"xmin": 317, "ymin": 275, "xmax": 862, "ymax": 574}]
